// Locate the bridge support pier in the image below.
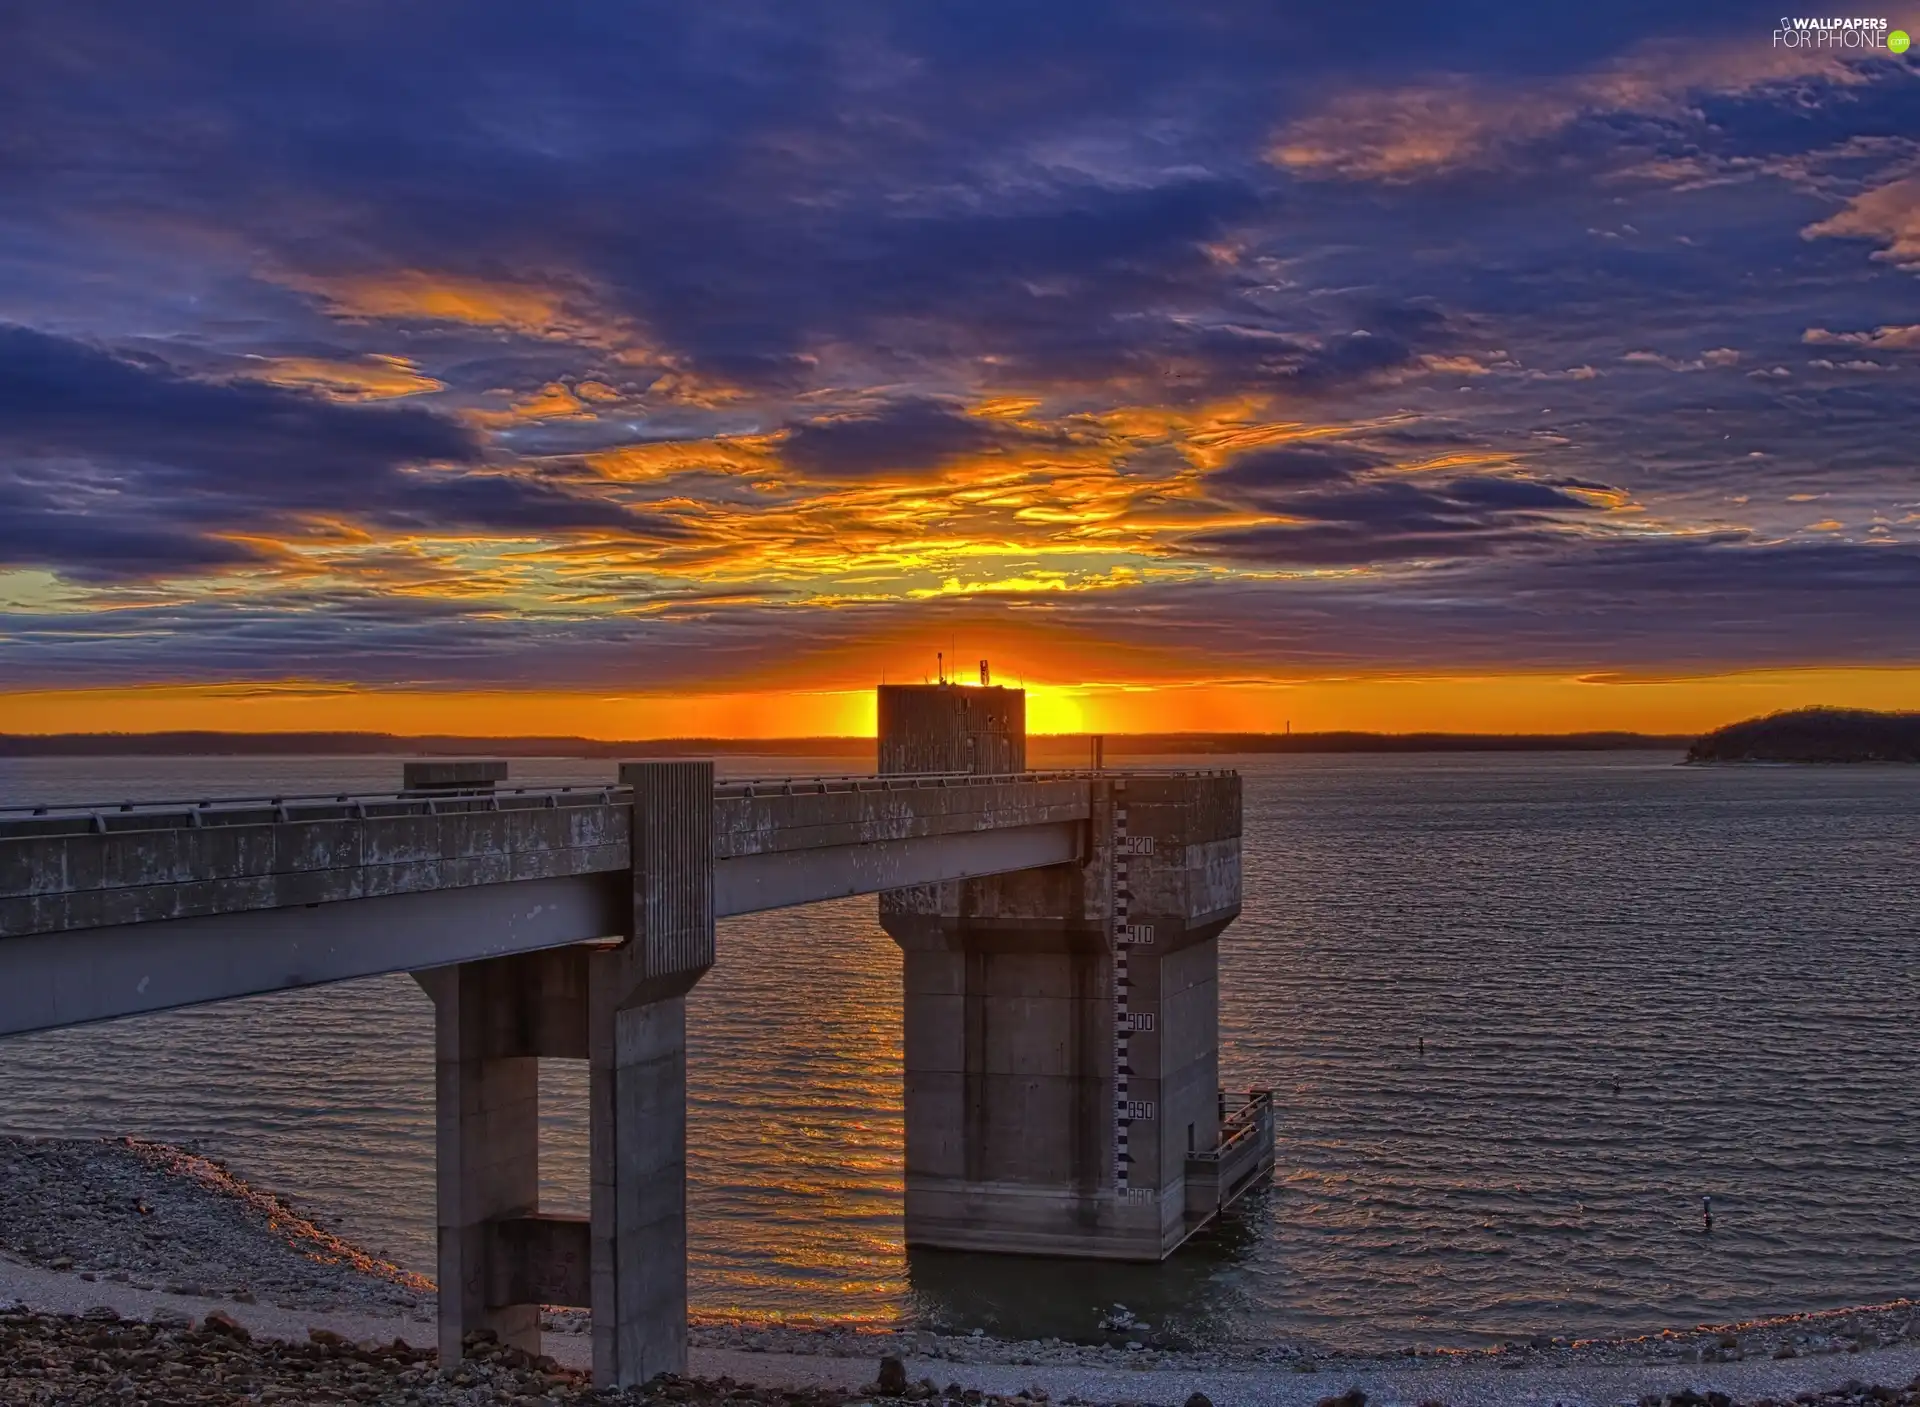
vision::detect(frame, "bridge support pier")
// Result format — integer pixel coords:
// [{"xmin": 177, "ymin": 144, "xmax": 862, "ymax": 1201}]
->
[
  {"xmin": 414, "ymin": 946, "xmax": 594, "ymax": 1363},
  {"xmin": 415, "ymin": 760, "xmax": 714, "ymax": 1386},
  {"xmin": 588, "ymin": 761, "xmax": 715, "ymax": 1387},
  {"xmin": 587, "ymin": 981, "xmax": 696, "ymax": 1385}
]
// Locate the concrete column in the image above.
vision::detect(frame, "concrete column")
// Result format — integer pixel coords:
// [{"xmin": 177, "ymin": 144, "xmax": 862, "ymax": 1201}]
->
[
  {"xmin": 588, "ymin": 760, "xmax": 715, "ymax": 1388},
  {"xmin": 415, "ymin": 960, "xmax": 544, "ymax": 1362},
  {"xmin": 413, "ymin": 742, "xmax": 533, "ymax": 1366},
  {"xmin": 895, "ymin": 920, "xmax": 1112, "ymax": 1249},
  {"xmin": 589, "ymin": 983, "xmax": 692, "ymax": 1384}
]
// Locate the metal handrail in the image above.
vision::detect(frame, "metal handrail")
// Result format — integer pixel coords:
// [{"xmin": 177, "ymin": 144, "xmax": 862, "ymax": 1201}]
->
[
  {"xmin": 1189, "ymin": 1089, "xmax": 1274, "ymax": 1164},
  {"xmin": 0, "ymin": 785, "xmax": 620, "ymax": 838},
  {"xmin": 711, "ymin": 766, "xmax": 1233, "ymax": 796},
  {"xmin": 0, "ymin": 767, "xmax": 1240, "ymax": 843},
  {"xmin": 0, "ymin": 781, "xmax": 619, "ymax": 819}
]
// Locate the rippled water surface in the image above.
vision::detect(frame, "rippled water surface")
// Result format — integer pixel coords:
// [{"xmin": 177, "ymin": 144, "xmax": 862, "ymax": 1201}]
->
[{"xmin": 1, "ymin": 752, "xmax": 1915, "ymax": 1350}]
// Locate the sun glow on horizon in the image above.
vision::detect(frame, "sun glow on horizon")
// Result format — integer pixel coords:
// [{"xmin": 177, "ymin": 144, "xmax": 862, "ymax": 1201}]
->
[{"xmin": 2, "ymin": 668, "xmax": 1916, "ymax": 741}]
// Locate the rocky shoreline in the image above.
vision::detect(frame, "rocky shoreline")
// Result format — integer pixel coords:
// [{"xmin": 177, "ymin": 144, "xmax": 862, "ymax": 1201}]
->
[
  {"xmin": 3, "ymin": 1307, "xmax": 1919, "ymax": 1407},
  {"xmin": 4, "ymin": 1133, "xmax": 1920, "ymax": 1406},
  {"xmin": 686, "ymin": 1301, "xmax": 1920, "ymax": 1378},
  {"xmin": 0, "ymin": 1308, "xmax": 868, "ymax": 1406},
  {"xmin": 0, "ymin": 1134, "xmax": 432, "ymax": 1320}
]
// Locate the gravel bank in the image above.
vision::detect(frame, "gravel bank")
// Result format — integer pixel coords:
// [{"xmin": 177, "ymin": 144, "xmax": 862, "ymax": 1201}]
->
[
  {"xmin": 0, "ymin": 1307, "xmax": 861, "ymax": 1406},
  {"xmin": 0, "ymin": 1135, "xmax": 431, "ymax": 1319}
]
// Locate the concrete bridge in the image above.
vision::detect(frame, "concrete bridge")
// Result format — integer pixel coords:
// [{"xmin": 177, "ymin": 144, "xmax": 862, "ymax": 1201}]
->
[{"xmin": 0, "ymin": 686, "xmax": 1274, "ymax": 1386}]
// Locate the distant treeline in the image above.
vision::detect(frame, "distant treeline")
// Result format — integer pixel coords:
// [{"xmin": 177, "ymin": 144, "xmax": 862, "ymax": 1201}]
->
[
  {"xmin": 1687, "ymin": 707, "xmax": 1920, "ymax": 764},
  {"xmin": 0, "ymin": 729, "xmax": 1688, "ymax": 758}
]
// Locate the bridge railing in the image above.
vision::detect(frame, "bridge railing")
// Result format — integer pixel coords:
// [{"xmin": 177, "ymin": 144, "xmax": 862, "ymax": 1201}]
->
[
  {"xmin": 0, "ymin": 784, "xmax": 625, "ymax": 838},
  {"xmin": 712, "ymin": 766, "xmax": 1233, "ymax": 796}
]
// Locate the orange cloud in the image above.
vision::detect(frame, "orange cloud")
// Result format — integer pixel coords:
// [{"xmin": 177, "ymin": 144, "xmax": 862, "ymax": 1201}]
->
[
  {"xmin": 1804, "ymin": 178, "xmax": 1920, "ymax": 267},
  {"xmin": 232, "ymin": 354, "xmax": 444, "ymax": 400},
  {"xmin": 469, "ymin": 380, "xmax": 597, "ymax": 426},
  {"xmin": 1271, "ymin": 41, "xmax": 1868, "ymax": 181},
  {"xmin": 1803, "ymin": 323, "xmax": 1920, "ymax": 349},
  {"xmin": 588, "ymin": 434, "xmax": 783, "ymax": 482},
  {"xmin": 282, "ymin": 269, "xmax": 580, "ymax": 332}
]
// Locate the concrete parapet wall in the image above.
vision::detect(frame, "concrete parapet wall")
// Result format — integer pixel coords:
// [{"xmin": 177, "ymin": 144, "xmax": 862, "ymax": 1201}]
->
[
  {"xmin": 1, "ymin": 775, "xmax": 1099, "ymax": 943},
  {"xmin": 0, "ymin": 801, "xmax": 629, "ymax": 938},
  {"xmin": 713, "ymin": 776, "xmax": 1087, "ymax": 859},
  {"xmin": 0, "ymin": 771, "xmax": 1130, "ymax": 1037}
]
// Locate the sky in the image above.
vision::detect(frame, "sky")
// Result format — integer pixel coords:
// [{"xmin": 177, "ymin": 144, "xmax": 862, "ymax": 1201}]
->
[{"xmin": 1, "ymin": 2, "xmax": 1918, "ymax": 737}]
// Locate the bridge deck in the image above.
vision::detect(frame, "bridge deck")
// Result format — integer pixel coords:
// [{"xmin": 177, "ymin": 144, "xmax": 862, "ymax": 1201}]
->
[{"xmin": 0, "ymin": 768, "xmax": 1229, "ymax": 1035}]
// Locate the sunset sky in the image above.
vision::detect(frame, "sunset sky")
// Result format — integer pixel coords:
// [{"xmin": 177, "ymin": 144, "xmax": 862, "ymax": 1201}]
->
[{"xmin": 2, "ymin": 4, "xmax": 1917, "ymax": 737}]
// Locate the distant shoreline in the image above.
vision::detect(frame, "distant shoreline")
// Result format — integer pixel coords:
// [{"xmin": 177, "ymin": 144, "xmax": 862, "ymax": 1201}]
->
[
  {"xmin": 1687, "ymin": 707, "xmax": 1920, "ymax": 764},
  {"xmin": 0, "ymin": 730, "xmax": 1690, "ymax": 759}
]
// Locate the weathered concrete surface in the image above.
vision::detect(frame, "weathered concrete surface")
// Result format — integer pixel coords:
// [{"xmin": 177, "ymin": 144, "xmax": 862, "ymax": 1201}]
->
[
  {"xmin": 406, "ymin": 764, "xmax": 717, "ymax": 1388},
  {"xmin": 409, "ymin": 946, "xmax": 602, "ymax": 1368},
  {"xmin": 713, "ymin": 775, "xmax": 1088, "ymax": 859},
  {"xmin": 0, "ymin": 774, "xmax": 1098, "ymax": 1036},
  {"xmin": 0, "ymin": 872, "xmax": 628, "ymax": 1037},
  {"xmin": 414, "ymin": 960, "xmax": 546, "ymax": 1361},
  {"xmin": 0, "ymin": 797, "xmax": 629, "ymax": 937},
  {"xmin": 717, "ymin": 823, "xmax": 1081, "ymax": 916},
  {"xmin": 712, "ymin": 774, "xmax": 1088, "ymax": 915},
  {"xmin": 591, "ymin": 761, "xmax": 715, "ymax": 1388},
  {"xmin": 881, "ymin": 772, "xmax": 1245, "ymax": 1259},
  {"xmin": 591, "ymin": 987, "xmax": 693, "ymax": 1386},
  {"xmin": 877, "ymin": 683, "xmax": 1026, "ymax": 775},
  {"xmin": 875, "ymin": 688, "xmax": 1250, "ymax": 1263},
  {"xmin": 0, "ymin": 775, "xmax": 1090, "ymax": 940}
]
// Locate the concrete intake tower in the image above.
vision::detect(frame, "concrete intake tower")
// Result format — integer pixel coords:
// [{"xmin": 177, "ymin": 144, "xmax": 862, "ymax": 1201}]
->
[{"xmin": 878, "ymin": 683, "xmax": 1273, "ymax": 1259}]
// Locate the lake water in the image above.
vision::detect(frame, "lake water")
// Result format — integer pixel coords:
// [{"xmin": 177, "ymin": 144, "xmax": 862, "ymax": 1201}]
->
[{"xmin": 0, "ymin": 752, "xmax": 1915, "ymax": 1351}]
